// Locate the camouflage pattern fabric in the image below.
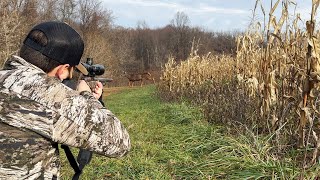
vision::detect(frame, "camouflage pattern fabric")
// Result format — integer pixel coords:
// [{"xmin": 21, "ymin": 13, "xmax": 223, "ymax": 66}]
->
[{"xmin": 0, "ymin": 56, "xmax": 131, "ymax": 179}]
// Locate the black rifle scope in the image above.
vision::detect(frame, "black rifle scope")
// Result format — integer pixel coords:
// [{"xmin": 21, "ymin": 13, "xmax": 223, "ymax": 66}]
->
[{"xmin": 83, "ymin": 58, "xmax": 105, "ymax": 77}]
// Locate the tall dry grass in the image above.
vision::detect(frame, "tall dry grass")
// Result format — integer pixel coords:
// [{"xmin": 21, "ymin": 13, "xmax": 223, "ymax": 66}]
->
[
  {"xmin": 158, "ymin": 0, "xmax": 320, "ymax": 174},
  {"xmin": 157, "ymin": 45, "xmax": 259, "ymax": 127}
]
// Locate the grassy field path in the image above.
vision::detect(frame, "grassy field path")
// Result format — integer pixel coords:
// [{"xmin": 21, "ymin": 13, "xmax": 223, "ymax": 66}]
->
[
  {"xmin": 60, "ymin": 85, "xmax": 318, "ymax": 179},
  {"xmin": 61, "ymin": 85, "xmax": 215, "ymax": 179},
  {"xmin": 97, "ymin": 85, "xmax": 209, "ymax": 179}
]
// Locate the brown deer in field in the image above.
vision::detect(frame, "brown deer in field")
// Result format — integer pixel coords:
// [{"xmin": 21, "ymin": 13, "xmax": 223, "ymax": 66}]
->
[{"xmin": 124, "ymin": 71, "xmax": 155, "ymax": 87}]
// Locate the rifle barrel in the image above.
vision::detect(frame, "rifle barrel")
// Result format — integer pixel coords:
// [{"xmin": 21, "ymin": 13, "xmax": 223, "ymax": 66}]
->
[{"xmin": 94, "ymin": 77, "xmax": 113, "ymax": 82}]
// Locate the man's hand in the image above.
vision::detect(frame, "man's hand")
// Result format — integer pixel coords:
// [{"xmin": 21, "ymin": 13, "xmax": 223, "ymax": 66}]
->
[
  {"xmin": 77, "ymin": 80, "xmax": 91, "ymax": 92},
  {"xmin": 92, "ymin": 81, "xmax": 103, "ymax": 99},
  {"xmin": 77, "ymin": 80, "xmax": 103, "ymax": 99}
]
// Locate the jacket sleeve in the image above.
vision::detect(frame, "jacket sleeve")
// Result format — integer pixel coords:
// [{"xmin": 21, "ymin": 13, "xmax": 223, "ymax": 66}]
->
[{"xmin": 51, "ymin": 86, "xmax": 131, "ymax": 158}]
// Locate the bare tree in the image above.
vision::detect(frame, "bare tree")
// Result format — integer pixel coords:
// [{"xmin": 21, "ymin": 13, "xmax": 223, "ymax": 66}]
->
[
  {"xmin": 0, "ymin": 0, "xmax": 29, "ymax": 67},
  {"xmin": 77, "ymin": 0, "xmax": 112, "ymax": 34},
  {"xmin": 20, "ymin": 0, "xmax": 38, "ymax": 24},
  {"xmin": 170, "ymin": 11, "xmax": 191, "ymax": 60},
  {"xmin": 170, "ymin": 11, "xmax": 190, "ymax": 30},
  {"xmin": 56, "ymin": 0, "xmax": 77, "ymax": 24},
  {"xmin": 76, "ymin": 0, "xmax": 115, "ymax": 79},
  {"xmin": 108, "ymin": 27, "xmax": 135, "ymax": 79},
  {"xmin": 38, "ymin": 0, "xmax": 57, "ymax": 21}
]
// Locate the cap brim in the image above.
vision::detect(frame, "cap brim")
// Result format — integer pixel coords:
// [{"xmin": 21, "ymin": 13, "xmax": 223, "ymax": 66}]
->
[{"xmin": 75, "ymin": 63, "xmax": 88, "ymax": 75}]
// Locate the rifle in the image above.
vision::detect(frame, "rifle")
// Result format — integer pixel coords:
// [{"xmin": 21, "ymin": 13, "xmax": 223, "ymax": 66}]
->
[
  {"xmin": 83, "ymin": 77, "xmax": 113, "ymax": 86},
  {"xmin": 81, "ymin": 58, "xmax": 113, "ymax": 86},
  {"xmin": 62, "ymin": 57, "xmax": 110, "ymax": 180}
]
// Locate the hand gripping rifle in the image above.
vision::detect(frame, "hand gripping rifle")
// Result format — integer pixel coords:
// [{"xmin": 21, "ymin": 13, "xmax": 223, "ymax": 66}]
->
[{"xmin": 61, "ymin": 58, "xmax": 112, "ymax": 180}]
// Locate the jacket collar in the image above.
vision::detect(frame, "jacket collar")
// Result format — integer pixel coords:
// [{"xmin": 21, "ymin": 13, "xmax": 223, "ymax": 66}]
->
[{"xmin": 3, "ymin": 55, "xmax": 45, "ymax": 73}]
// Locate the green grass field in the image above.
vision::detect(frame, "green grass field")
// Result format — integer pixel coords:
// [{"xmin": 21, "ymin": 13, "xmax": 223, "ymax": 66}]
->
[{"xmin": 60, "ymin": 85, "xmax": 319, "ymax": 179}]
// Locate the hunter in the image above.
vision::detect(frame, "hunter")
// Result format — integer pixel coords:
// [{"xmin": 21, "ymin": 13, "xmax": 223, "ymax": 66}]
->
[{"xmin": 0, "ymin": 21, "xmax": 130, "ymax": 179}]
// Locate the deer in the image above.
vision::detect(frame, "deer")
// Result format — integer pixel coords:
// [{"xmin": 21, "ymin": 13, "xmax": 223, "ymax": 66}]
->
[{"xmin": 124, "ymin": 71, "xmax": 155, "ymax": 87}]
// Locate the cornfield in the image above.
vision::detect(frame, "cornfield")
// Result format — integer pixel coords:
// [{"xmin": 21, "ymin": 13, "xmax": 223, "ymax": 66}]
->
[{"xmin": 158, "ymin": 0, "xmax": 320, "ymax": 175}]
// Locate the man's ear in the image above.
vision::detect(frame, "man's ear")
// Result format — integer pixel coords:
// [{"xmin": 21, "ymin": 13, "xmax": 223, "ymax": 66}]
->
[{"xmin": 56, "ymin": 64, "xmax": 70, "ymax": 79}]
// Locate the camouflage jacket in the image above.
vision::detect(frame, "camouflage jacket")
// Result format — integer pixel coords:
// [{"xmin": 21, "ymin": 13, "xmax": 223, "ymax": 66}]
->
[{"xmin": 0, "ymin": 56, "xmax": 131, "ymax": 179}]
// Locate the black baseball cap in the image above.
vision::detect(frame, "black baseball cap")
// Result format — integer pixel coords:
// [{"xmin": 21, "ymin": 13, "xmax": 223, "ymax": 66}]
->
[{"xmin": 23, "ymin": 21, "xmax": 88, "ymax": 75}]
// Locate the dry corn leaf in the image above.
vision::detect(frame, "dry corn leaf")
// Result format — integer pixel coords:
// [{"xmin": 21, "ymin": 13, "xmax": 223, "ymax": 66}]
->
[
  {"xmin": 313, "ymin": 0, "xmax": 320, "ymax": 17},
  {"xmin": 270, "ymin": 15, "xmax": 277, "ymax": 29},
  {"xmin": 270, "ymin": 0, "xmax": 281, "ymax": 15},
  {"xmin": 313, "ymin": 130, "xmax": 318, "ymax": 142}
]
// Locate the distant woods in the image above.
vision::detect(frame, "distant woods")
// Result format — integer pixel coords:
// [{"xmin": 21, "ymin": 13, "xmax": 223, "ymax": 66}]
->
[{"xmin": 0, "ymin": 0, "xmax": 239, "ymax": 78}]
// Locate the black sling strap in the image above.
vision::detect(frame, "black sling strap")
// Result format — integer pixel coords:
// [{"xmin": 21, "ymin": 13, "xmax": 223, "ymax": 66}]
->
[
  {"xmin": 61, "ymin": 144, "xmax": 93, "ymax": 180},
  {"xmin": 61, "ymin": 145, "xmax": 81, "ymax": 174}
]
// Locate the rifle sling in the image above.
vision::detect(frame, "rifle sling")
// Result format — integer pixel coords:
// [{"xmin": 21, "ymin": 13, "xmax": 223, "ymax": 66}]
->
[{"xmin": 61, "ymin": 145, "xmax": 81, "ymax": 174}]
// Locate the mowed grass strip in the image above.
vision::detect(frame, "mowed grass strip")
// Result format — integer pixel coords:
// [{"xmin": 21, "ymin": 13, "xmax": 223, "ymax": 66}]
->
[{"xmin": 60, "ymin": 85, "xmax": 318, "ymax": 179}]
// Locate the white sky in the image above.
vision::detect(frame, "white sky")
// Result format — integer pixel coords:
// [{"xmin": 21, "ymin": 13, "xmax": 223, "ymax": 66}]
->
[{"xmin": 101, "ymin": 0, "xmax": 314, "ymax": 31}]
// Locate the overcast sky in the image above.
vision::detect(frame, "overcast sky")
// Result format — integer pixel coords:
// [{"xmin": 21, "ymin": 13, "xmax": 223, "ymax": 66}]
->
[{"xmin": 101, "ymin": 0, "xmax": 313, "ymax": 31}]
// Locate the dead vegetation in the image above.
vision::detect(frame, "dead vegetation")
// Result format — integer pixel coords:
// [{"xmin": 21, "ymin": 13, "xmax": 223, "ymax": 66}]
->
[{"xmin": 158, "ymin": 0, "xmax": 320, "ymax": 174}]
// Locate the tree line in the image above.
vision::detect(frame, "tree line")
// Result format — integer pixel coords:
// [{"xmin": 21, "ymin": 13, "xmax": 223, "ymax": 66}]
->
[{"xmin": 0, "ymin": 0, "xmax": 239, "ymax": 82}]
